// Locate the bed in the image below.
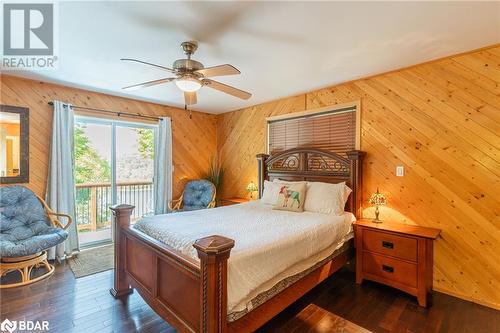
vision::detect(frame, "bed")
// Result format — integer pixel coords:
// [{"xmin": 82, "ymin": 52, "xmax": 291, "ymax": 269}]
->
[{"xmin": 110, "ymin": 147, "xmax": 365, "ymax": 333}]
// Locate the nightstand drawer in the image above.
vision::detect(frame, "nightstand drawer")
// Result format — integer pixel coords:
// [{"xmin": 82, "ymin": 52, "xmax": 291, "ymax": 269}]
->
[
  {"xmin": 363, "ymin": 229, "xmax": 417, "ymax": 261},
  {"xmin": 362, "ymin": 252, "xmax": 417, "ymax": 288}
]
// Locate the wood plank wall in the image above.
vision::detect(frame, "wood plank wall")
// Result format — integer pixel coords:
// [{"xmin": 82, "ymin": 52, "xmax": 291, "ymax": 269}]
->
[
  {"xmin": 0, "ymin": 75, "xmax": 217, "ymax": 199},
  {"xmin": 216, "ymin": 45, "xmax": 500, "ymax": 310}
]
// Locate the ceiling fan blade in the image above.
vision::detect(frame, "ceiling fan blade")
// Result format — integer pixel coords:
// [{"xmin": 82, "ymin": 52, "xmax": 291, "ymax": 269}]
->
[
  {"xmin": 184, "ymin": 91, "xmax": 197, "ymax": 105},
  {"xmin": 195, "ymin": 64, "xmax": 241, "ymax": 77},
  {"xmin": 203, "ymin": 79, "xmax": 251, "ymax": 100},
  {"xmin": 121, "ymin": 58, "xmax": 176, "ymax": 73},
  {"xmin": 122, "ymin": 77, "xmax": 175, "ymax": 91}
]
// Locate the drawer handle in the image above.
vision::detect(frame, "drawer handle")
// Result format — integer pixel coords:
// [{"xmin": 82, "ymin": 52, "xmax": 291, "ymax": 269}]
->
[
  {"xmin": 382, "ymin": 265, "xmax": 394, "ymax": 273},
  {"xmin": 382, "ymin": 241, "xmax": 394, "ymax": 249}
]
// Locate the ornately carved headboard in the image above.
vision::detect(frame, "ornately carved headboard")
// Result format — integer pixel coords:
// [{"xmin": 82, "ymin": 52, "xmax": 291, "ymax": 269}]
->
[{"xmin": 256, "ymin": 148, "xmax": 365, "ymax": 217}]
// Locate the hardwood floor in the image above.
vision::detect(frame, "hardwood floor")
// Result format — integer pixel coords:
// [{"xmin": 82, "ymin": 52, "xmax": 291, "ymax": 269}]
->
[{"xmin": 1, "ymin": 264, "xmax": 498, "ymax": 333}]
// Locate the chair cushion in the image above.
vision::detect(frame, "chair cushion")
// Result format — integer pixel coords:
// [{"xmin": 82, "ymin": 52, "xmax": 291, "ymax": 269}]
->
[
  {"xmin": 178, "ymin": 205, "xmax": 207, "ymax": 212},
  {"xmin": 0, "ymin": 186, "xmax": 68, "ymax": 257},
  {"xmin": 0, "ymin": 228, "xmax": 68, "ymax": 257},
  {"xmin": 182, "ymin": 180, "xmax": 215, "ymax": 209}
]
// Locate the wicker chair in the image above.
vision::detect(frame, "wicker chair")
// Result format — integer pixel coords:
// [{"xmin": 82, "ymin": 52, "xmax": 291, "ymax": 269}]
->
[
  {"xmin": 0, "ymin": 186, "xmax": 72, "ymax": 288},
  {"xmin": 168, "ymin": 179, "xmax": 216, "ymax": 212}
]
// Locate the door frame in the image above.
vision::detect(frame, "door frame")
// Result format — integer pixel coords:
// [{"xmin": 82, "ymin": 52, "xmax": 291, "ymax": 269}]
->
[{"xmin": 75, "ymin": 116, "xmax": 158, "ymax": 247}]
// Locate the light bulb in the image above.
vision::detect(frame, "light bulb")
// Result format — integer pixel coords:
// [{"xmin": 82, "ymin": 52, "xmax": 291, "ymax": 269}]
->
[{"xmin": 175, "ymin": 77, "xmax": 202, "ymax": 92}]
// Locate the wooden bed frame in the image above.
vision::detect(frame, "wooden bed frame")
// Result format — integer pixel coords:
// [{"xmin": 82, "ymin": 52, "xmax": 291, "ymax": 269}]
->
[{"xmin": 110, "ymin": 148, "xmax": 365, "ymax": 333}]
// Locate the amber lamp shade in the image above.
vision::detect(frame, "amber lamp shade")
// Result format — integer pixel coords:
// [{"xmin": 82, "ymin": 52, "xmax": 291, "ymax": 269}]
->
[
  {"xmin": 368, "ymin": 188, "xmax": 387, "ymax": 223},
  {"xmin": 246, "ymin": 181, "xmax": 258, "ymax": 199}
]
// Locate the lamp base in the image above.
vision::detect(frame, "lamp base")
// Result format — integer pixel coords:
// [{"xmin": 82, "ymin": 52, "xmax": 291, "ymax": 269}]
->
[{"xmin": 372, "ymin": 206, "xmax": 382, "ymax": 223}]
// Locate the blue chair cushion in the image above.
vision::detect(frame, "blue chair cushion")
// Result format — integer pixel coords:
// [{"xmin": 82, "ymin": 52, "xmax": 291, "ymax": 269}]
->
[
  {"xmin": 181, "ymin": 180, "xmax": 215, "ymax": 212},
  {"xmin": 0, "ymin": 186, "xmax": 68, "ymax": 257},
  {"xmin": 178, "ymin": 205, "xmax": 206, "ymax": 212}
]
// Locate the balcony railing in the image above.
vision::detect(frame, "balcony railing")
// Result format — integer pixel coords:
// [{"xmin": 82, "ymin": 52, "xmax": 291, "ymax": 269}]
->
[{"xmin": 75, "ymin": 181, "xmax": 154, "ymax": 232}]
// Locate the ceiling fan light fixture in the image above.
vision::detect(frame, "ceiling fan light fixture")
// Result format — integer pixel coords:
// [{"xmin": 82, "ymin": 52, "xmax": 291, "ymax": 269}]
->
[
  {"xmin": 175, "ymin": 77, "xmax": 202, "ymax": 92},
  {"xmin": 121, "ymin": 41, "xmax": 252, "ymax": 105}
]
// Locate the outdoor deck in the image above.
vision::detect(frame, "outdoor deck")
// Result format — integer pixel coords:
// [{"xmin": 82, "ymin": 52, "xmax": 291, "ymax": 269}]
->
[{"xmin": 75, "ymin": 181, "xmax": 153, "ymax": 245}]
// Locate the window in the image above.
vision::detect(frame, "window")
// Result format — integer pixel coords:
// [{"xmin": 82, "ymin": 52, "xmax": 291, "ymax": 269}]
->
[{"xmin": 267, "ymin": 103, "xmax": 360, "ymax": 156}]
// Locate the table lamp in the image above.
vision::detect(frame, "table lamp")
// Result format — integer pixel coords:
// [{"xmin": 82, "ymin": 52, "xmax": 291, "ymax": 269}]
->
[
  {"xmin": 246, "ymin": 181, "xmax": 258, "ymax": 199},
  {"xmin": 368, "ymin": 188, "xmax": 387, "ymax": 223}
]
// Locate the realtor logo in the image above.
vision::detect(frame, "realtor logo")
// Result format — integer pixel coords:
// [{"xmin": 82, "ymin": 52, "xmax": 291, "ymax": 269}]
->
[
  {"xmin": 2, "ymin": 2, "xmax": 57, "ymax": 69},
  {"xmin": 0, "ymin": 319, "xmax": 17, "ymax": 333},
  {"xmin": 3, "ymin": 3, "xmax": 54, "ymax": 56}
]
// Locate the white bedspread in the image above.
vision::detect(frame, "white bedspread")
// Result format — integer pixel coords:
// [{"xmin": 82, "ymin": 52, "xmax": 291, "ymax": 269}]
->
[{"xmin": 133, "ymin": 200, "xmax": 355, "ymax": 313}]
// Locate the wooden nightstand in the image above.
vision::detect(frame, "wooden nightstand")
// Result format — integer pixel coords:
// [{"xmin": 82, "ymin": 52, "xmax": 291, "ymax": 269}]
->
[
  {"xmin": 218, "ymin": 197, "xmax": 250, "ymax": 206},
  {"xmin": 354, "ymin": 219, "xmax": 440, "ymax": 307}
]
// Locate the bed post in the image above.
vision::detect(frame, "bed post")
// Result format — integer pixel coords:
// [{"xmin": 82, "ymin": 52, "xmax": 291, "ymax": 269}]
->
[
  {"xmin": 256, "ymin": 154, "xmax": 269, "ymax": 199},
  {"xmin": 194, "ymin": 235, "xmax": 235, "ymax": 333},
  {"xmin": 346, "ymin": 150, "xmax": 365, "ymax": 218},
  {"xmin": 109, "ymin": 204, "xmax": 135, "ymax": 299}
]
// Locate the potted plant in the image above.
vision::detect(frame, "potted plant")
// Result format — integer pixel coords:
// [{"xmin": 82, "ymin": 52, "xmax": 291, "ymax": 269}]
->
[{"xmin": 205, "ymin": 155, "xmax": 224, "ymax": 205}]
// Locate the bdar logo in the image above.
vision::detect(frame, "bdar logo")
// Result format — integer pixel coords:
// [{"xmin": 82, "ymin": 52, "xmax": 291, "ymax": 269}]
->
[{"xmin": 0, "ymin": 319, "xmax": 17, "ymax": 333}]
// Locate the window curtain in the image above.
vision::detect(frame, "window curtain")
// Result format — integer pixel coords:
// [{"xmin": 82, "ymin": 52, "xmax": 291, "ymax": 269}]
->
[
  {"xmin": 154, "ymin": 117, "xmax": 173, "ymax": 214},
  {"xmin": 46, "ymin": 101, "xmax": 79, "ymax": 260}
]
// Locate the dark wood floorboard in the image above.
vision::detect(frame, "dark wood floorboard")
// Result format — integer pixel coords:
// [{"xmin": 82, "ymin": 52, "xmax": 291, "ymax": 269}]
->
[{"xmin": 1, "ymin": 263, "xmax": 498, "ymax": 333}]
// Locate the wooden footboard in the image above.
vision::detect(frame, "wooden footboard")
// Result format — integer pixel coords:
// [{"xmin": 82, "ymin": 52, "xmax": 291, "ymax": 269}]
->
[
  {"xmin": 110, "ymin": 148, "xmax": 363, "ymax": 333},
  {"xmin": 110, "ymin": 204, "xmax": 350, "ymax": 333},
  {"xmin": 110, "ymin": 204, "xmax": 234, "ymax": 333}
]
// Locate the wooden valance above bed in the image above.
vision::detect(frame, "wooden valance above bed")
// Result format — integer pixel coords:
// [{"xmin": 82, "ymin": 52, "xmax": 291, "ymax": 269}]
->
[{"xmin": 257, "ymin": 148, "xmax": 365, "ymax": 217}]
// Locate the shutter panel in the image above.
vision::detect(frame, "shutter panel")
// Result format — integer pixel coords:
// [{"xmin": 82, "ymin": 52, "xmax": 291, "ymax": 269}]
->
[{"xmin": 268, "ymin": 108, "xmax": 356, "ymax": 156}]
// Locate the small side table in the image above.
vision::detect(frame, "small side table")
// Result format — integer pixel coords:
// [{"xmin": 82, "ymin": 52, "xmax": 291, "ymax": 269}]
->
[
  {"xmin": 218, "ymin": 197, "xmax": 250, "ymax": 206},
  {"xmin": 354, "ymin": 219, "xmax": 441, "ymax": 307}
]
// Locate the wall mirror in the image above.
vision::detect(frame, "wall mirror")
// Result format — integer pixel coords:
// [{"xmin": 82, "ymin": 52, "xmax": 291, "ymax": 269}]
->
[{"xmin": 1, "ymin": 105, "xmax": 29, "ymax": 184}]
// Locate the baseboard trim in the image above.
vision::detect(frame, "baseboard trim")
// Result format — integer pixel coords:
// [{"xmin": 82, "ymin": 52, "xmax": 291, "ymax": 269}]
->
[{"xmin": 433, "ymin": 286, "xmax": 500, "ymax": 311}]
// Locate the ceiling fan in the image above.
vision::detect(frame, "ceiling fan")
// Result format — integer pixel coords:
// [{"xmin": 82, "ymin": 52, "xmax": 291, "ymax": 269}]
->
[{"xmin": 121, "ymin": 41, "xmax": 252, "ymax": 108}]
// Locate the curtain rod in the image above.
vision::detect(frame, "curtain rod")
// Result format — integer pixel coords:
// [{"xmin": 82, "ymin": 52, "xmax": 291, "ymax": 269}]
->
[{"xmin": 47, "ymin": 101, "xmax": 163, "ymax": 121}]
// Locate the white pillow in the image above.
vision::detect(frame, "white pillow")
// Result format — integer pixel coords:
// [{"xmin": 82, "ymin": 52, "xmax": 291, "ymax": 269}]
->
[
  {"xmin": 272, "ymin": 179, "xmax": 306, "ymax": 184},
  {"xmin": 261, "ymin": 180, "xmax": 281, "ymax": 205},
  {"xmin": 303, "ymin": 181, "xmax": 352, "ymax": 215}
]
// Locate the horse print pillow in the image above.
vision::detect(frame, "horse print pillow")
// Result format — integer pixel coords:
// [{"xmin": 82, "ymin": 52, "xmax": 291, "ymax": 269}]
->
[{"xmin": 273, "ymin": 183, "xmax": 307, "ymax": 212}]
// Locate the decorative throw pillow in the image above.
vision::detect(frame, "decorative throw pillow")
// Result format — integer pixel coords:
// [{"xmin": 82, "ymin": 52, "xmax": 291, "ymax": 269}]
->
[
  {"xmin": 261, "ymin": 180, "xmax": 281, "ymax": 205},
  {"xmin": 272, "ymin": 182, "xmax": 307, "ymax": 212},
  {"xmin": 304, "ymin": 181, "xmax": 352, "ymax": 215}
]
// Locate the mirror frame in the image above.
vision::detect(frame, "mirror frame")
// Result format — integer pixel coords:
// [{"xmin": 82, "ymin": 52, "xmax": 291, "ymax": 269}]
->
[{"xmin": 1, "ymin": 105, "xmax": 29, "ymax": 184}]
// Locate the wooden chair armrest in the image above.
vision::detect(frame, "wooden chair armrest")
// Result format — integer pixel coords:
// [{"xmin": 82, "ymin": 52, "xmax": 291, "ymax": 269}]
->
[
  {"xmin": 168, "ymin": 194, "xmax": 184, "ymax": 212},
  {"xmin": 207, "ymin": 187, "xmax": 217, "ymax": 208},
  {"xmin": 35, "ymin": 193, "xmax": 73, "ymax": 230},
  {"xmin": 47, "ymin": 212, "xmax": 73, "ymax": 230}
]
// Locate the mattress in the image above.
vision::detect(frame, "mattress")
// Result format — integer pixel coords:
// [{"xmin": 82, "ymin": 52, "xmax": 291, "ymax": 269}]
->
[
  {"xmin": 227, "ymin": 239, "xmax": 352, "ymax": 322},
  {"xmin": 133, "ymin": 200, "xmax": 355, "ymax": 314}
]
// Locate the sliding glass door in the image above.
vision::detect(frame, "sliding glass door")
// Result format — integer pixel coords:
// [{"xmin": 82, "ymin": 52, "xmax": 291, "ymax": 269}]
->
[
  {"xmin": 74, "ymin": 121, "xmax": 112, "ymax": 246},
  {"xmin": 74, "ymin": 117, "xmax": 156, "ymax": 247},
  {"xmin": 115, "ymin": 124, "xmax": 155, "ymax": 222}
]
